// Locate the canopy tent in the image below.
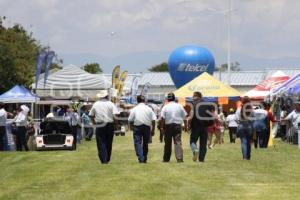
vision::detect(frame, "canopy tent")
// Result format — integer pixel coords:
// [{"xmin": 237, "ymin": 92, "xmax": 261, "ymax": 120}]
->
[
  {"xmin": 173, "ymin": 72, "xmax": 241, "ymax": 101},
  {"xmin": 0, "ymin": 85, "xmax": 39, "ymax": 103},
  {"xmin": 244, "ymin": 70, "xmax": 290, "ymax": 100},
  {"xmin": 33, "ymin": 65, "xmax": 110, "ymax": 100},
  {"xmin": 271, "ymin": 71, "xmax": 300, "ymax": 96}
]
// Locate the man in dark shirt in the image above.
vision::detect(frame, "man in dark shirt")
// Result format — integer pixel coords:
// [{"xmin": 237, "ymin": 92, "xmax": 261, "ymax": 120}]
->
[{"xmin": 189, "ymin": 92, "xmax": 214, "ymax": 162}]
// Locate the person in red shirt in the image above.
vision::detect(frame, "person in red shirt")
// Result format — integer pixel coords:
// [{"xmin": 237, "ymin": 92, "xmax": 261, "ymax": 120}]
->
[{"xmin": 262, "ymin": 102, "xmax": 278, "ymax": 148}]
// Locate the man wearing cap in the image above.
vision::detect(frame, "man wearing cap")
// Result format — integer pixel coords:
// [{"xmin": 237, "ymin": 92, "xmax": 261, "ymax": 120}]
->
[
  {"xmin": 0, "ymin": 103, "xmax": 8, "ymax": 151},
  {"xmin": 128, "ymin": 95, "xmax": 156, "ymax": 163},
  {"xmin": 160, "ymin": 92, "xmax": 187, "ymax": 163},
  {"xmin": 89, "ymin": 90, "xmax": 120, "ymax": 164},
  {"xmin": 283, "ymin": 97, "xmax": 300, "ymax": 144}
]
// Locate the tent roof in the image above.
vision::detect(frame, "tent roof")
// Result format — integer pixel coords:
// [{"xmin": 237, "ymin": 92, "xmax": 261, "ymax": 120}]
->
[
  {"xmin": 173, "ymin": 72, "xmax": 241, "ymax": 100},
  {"xmin": 272, "ymin": 71, "xmax": 300, "ymax": 95},
  {"xmin": 244, "ymin": 70, "xmax": 290, "ymax": 99},
  {"xmin": 33, "ymin": 65, "xmax": 110, "ymax": 90},
  {"xmin": 0, "ymin": 85, "xmax": 39, "ymax": 103}
]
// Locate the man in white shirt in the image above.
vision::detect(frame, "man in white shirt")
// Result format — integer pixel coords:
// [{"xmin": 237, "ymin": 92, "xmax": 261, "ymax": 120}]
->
[
  {"xmin": 0, "ymin": 103, "xmax": 7, "ymax": 151},
  {"xmin": 128, "ymin": 95, "xmax": 156, "ymax": 163},
  {"xmin": 160, "ymin": 93, "xmax": 187, "ymax": 163},
  {"xmin": 14, "ymin": 105, "xmax": 29, "ymax": 151},
  {"xmin": 284, "ymin": 98, "xmax": 300, "ymax": 143},
  {"xmin": 89, "ymin": 90, "xmax": 120, "ymax": 164},
  {"xmin": 226, "ymin": 108, "xmax": 238, "ymax": 143},
  {"xmin": 64, "ymin": 107, "xmax": 80, "ymax": 150}
]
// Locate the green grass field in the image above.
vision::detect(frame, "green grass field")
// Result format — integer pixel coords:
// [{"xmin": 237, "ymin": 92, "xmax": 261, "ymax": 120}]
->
[{"xmin": 0, "ymin": 131, "xmax": 299, "ymax": 200}]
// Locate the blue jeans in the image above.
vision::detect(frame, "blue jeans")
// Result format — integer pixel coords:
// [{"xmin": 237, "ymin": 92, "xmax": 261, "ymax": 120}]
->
[
  {"xmin": 238, "ymin": 122, "xmax": 253, "ymax": 160},
  {"xmin": 133, "ymin": 125, "xmax": 150, "ymax": 163}
]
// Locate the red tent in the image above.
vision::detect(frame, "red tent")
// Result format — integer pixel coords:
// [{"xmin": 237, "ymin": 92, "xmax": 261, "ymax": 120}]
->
[{"xmin": 244, "ymin": 71, "xmax": 290, "ymax": 100}]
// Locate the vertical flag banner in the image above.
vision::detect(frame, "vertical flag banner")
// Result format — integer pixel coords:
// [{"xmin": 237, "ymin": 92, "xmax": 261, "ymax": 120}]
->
[
  {"xmin": 118, "ymin": 71, "xmax": 128, "ymax": 95},
  {"xmin": 130, "ymin": 76, "xmax": 139, "ymax": 104},
  {"xmin": 44, "ymin": 51, "xmax": 55, "ymax": 87},
  {"xmin": 112, "ymin": 65, "xmax": 120, "ymax": 89},
  {"xmin": 35, "ymin": 51, "xmax": 47, "ymax": 89},
  {"xmin": 140, "ymin": 82, "xmax": 151, "ymax": 96}
]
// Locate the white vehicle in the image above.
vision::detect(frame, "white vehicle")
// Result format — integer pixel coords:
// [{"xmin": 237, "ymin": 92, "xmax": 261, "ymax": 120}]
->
[{"xmin": 36, "ymin": 118, "xmax": 74, "ymax": 150}]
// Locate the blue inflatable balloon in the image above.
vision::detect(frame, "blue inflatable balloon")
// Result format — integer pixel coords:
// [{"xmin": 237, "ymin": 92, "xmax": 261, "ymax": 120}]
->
[{"xmin": 168, "ymin": 45, "xmax": 215, "ymax": 88}]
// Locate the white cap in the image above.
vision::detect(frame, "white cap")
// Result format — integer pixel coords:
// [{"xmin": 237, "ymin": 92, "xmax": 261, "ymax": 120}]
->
[
  {"xmin": 46, "ymin": 113, "xmax": 54, "ymax": 118},
  {"xmin": 20, "ymin": 105, "xmax": 29, "ymax": 114},
  {"xmin": 97, "ymin": 90, "xmax": 109, "ymax": 99}
]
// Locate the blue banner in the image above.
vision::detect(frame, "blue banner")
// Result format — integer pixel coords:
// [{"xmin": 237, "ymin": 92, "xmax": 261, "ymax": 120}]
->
[
  {"xmin": 44, "ymin": 51, "xmax": 55, "ymax": 87},
  {"xmin": 35, "ymin": 51, "xmax": 47, "ymax": 89},
  {"xmin": 141, "ymin": 82, "xmax": 151, "ymax": 96},
  {"xmin": 130, "ymin": 76, "xmax": 139, "ymax": 104}
]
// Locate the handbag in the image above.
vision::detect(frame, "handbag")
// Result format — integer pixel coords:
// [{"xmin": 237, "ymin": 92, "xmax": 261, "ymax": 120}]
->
[{"xmin": 26, "ymin": 124, "xmax": 35, "ymax": 136}]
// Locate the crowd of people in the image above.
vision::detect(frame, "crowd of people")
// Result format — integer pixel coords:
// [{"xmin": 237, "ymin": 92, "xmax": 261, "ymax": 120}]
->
[{"xmin": 1, "ymin": 91, "xmax": 300, "ymax": 165}]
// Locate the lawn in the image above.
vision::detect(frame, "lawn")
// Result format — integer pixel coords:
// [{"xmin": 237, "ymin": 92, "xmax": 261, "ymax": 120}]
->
[{"xmin": 0, "ymin": 131, "xmax": 299, "ymax": 200}]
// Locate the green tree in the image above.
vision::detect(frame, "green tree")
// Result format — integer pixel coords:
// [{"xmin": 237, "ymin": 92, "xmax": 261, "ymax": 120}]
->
[
  {"xmin": 0, "ymin": 17, "xmax": 61, "ymax": 93},
  {"xmin": 148, "ymin": 62, "xmax": 168, "ymax": 72},
  {"xmin": 215, "ymin": 61, "xmax": 241, "ymax": 72},
  {"xmin": 82, "ymin": 63, "xmax": 102, "ymax": 74}
]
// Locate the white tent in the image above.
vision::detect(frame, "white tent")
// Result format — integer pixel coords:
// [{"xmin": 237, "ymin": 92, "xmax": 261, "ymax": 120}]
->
[{"xmin": 34, "ymin": 65, "xmax": 110, "ymax": 100}]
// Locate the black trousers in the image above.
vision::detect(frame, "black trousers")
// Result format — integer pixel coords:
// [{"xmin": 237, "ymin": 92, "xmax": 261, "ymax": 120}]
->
[
  {"xmin": 163, "ymin": 124, "xmax": 183, "ymax": 162},
  {"xmin": 262, "ymin": 127, "xmax": 270, "ymax": 148},
  {"xmin": 228, "ymin": 127, "xmax": 237, "ymax": 143},
  {"xmin": 95, "ymin": 123, "xmax": 115, "ymax": 164},
  {"xmin": 16, "ymin": 126, "xmax": 29, "ymax": 151},
  {"xmin": 190, "ymin": 126, "xmax": 208, "ymax": 162},
  {"xmin": 0, "ymin": 126, "xmax": 6, "ymax": 151},
  {"xmin": 71, "ymin": 126, "xmax": 78, "ymax": 150}
]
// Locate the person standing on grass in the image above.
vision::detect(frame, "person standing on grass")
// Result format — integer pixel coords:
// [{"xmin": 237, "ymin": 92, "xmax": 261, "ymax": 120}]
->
[
  {"xmin": 226, "ymin": 108, "xmax": 238, "ymax": 143},
  {"xmin": 82, "ymin": 107, "xmax": 93, "ymax": 141},
  {"xmin": 236, "ymin": 96, "xmax": 254, "ymax": 160},
  {"xmin": 262, "ymin": 102, "xmax": 277, "ymax": 148},
  {"xmin": 128, "ymin": 95, "xmax": 156, "ymax": 163},
  {"xmin": 64, "ymin": 107, "xmax": 80, "ymax": 150},
  {"xmin": 253, "ymin": 106, "xmax": 268, "ymax": 149},
  {"xmin": 208, "ymin": 109, "xmax": 222, "ymax": 149},
  {"xmin": 14, "ymin": 105, "xmax": 30, "ymax": 151},
  {"xmin": 282, "ymin": 97, "xmax": 300, "ymax": 143},
  {"xmin": 160, "ymin": 93, "xmax": 187, "ymax": 163},
  {"xmin": 89, "ymin": 90, "xmax": 120, "ymax": 164},
  {"xmin": 188, "ymin": 92, "xmax": 214, "ymax": 162},
  {"xmin": 0, "ymin": 103, "xmax": 8, "ymax": 151}
]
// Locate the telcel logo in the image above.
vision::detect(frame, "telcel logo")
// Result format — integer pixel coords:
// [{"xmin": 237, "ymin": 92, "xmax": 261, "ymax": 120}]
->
[{"xmin": 177, "ymin": 63, "xmax": 209, "ymax": 72}]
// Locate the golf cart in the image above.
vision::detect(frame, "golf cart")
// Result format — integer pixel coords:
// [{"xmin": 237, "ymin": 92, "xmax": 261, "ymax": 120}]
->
[{"xmin": 36, "ymin": 118, "xmax": 74, "ymax": 150}]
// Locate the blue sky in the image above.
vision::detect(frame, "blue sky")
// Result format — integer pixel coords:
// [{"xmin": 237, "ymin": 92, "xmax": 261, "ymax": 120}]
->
[{"xmin": 2, "ymin": 0, "xmax": 300, "ymax": 72}]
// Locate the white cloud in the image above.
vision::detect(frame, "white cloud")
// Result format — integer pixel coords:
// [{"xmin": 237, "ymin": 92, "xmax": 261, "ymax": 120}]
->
[{"xmin": 2, "ymin": 0, "xmax": 300, "ymax": 64}]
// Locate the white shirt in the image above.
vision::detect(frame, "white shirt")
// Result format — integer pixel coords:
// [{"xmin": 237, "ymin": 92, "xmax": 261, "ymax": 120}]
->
[
  {"xmin": 0, "ymin": 108, "xmax": 7, "ymax": 126},
  {"xmin": 128, "ymin": 103, "xmax": 157, "ymax": 127},
  {"xmin": 14, "ymin": 111, "xmax": 28, "ymax": 127},
  {"xmin": 161, "ymin": 102, "xmax": 187, "ymax": 125},
  {"xmin": 89, "ymin": 100, "xmax": 120, "ymax": 123},
  {"xmin": 64, "ymin": 112, "xmax": 80, "ymax": 126},
  {"xmin": 226, "ymin": 114, "xmax": 238, "ymax": 127},
  {"xmin": 285, "ymin": 110, "xmax": 300, "ymax": 130}
]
